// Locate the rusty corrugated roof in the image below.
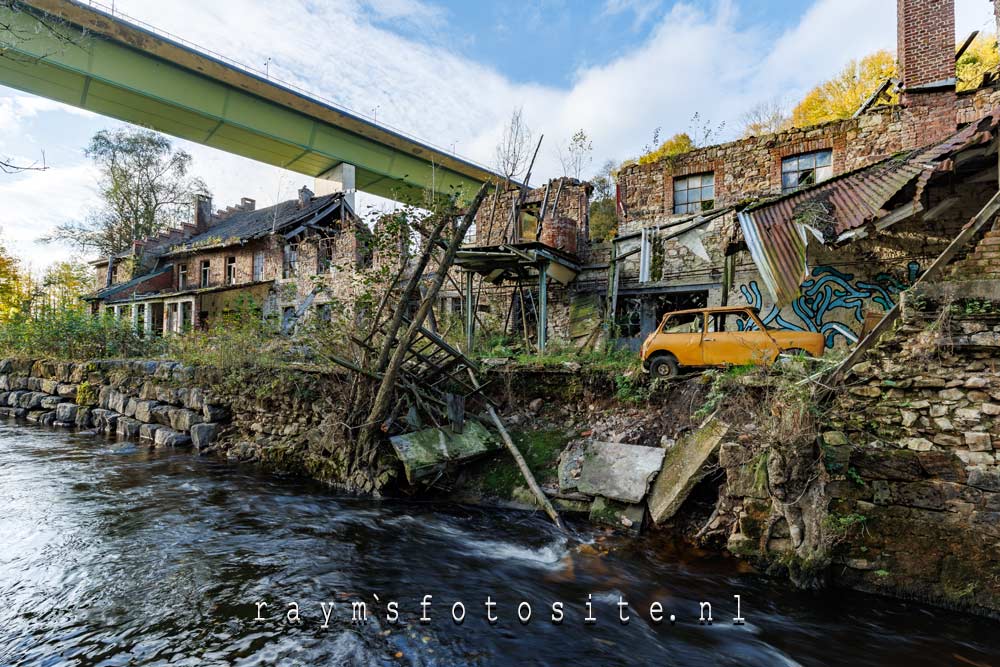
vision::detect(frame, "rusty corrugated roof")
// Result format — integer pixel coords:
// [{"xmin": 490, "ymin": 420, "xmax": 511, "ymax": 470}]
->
[{"xmin": 738, "ymin": 111, "xmax": 1000, "ymax": 305}]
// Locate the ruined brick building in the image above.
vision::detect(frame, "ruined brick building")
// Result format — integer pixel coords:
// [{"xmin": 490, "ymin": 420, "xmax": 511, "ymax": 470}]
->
[
  {"xmin": 607, "ymin": 0, "xmax": 1000, "ymax": 350},
  {"xmin": 454, "ymin": 0, "xmax": 1000, "ymax": 353},
  {"xmin": 87, "ymin": 186, "xmax": 371, "ymax": 332}
]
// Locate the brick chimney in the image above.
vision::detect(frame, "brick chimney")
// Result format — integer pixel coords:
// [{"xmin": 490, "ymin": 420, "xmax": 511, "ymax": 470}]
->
[
  {"xmin": 193, "ymin": 194, "xmax": 213, "ymax": 232},
  {"xmin": 240, "ymin": 197, "xmax": 256, "ymax": 212},
  {"xmin": 298, "ymin": 186, "xmax": 314, "ymax": 208},
  {"xmin": 897, "ymin": 0, "xmax": 957, "ymax": 148}
]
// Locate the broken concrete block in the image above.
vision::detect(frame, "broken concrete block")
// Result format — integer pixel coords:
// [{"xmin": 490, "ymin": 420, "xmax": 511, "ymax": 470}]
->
[
  {"xmin": 575, "ymin": 441, "xmax": 665, "ymax": 504},
  {"xmin": 389, "ymin": 419, "xmax": 497, "ymax": 484},
  {"xmin": 648, "ymin": 418, "xmax": 730, "ymax": 523}
]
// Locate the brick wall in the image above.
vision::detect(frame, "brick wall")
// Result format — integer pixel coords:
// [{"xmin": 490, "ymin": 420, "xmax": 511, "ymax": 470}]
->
[{"xmin": 616, "ymin": 107, "xmax": 908, "ymax": 226}]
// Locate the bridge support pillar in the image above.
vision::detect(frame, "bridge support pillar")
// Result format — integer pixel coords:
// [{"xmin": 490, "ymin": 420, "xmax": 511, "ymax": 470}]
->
[{"xmin": 315, "ymin": 163, "xmax": 356, "ymax": 211}]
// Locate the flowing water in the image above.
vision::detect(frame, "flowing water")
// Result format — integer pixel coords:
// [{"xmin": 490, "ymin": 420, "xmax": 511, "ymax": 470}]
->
[{"xmin": 1, "ymin": 420, "xmax": 998, "ymax": 666}]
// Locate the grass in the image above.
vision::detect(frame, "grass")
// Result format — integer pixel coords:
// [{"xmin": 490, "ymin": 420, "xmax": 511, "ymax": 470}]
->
[{"xmin": 473, "ymin": 429, "xmax": 569, "ymax": 499}]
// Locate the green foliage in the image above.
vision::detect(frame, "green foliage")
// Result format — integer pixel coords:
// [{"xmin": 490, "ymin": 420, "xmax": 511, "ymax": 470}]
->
[
  {"xmin": 39, "ymin": 127, "xmax": 209, "ymax": 255},
  {"xmin": 949, "ymin": 298, "xmax": 995, "ymax": 316},
  {"xmin": 167, "ymin": 295, "xmax": 282, "ymax": 369},
  {"xmin": 0, "ymin": 308, "xmax": 159, "ymax": 360},
  {"xmin": 825, "ymin": 511, "xmax": 868, "ymax": 535},
  {"xmin": 476, "ymin": 429, "xmax": 567, "ymax": 498},
  {"xmin": 637, "ymin": 132, "xmax": 695, "ymax": 165},
  {"xmin": 614, "ymin": 372, "xmax": 651, "ymax": 403},
  {"xmin": 76, "ymin": 380, "xmax": 98, "ymax": 406},
  {"xmin": 589, "ymin": 159, "xmax": 618, "ymax": 241}
]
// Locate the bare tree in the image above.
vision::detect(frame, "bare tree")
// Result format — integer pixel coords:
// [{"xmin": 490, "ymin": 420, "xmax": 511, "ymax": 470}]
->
[
  {"xmin": 740, "ymin": 98, "xmax": 790, "ymax": 137},
  {"xmin": 0, "ymin": 154, "xmax": 46, "ymax": 174},
  {"xmin": 494, "ymin": 107, "xmax": 533, "ymax": 182},
  {"xmin": 556, "ymin": 129, "xmax": 593, "ymax": 180}
]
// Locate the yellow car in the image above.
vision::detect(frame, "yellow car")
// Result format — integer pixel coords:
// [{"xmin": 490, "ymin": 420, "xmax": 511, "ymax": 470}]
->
[{"xmin": 640, "ymin": 306, "xmax": 825, "ymax": 378}]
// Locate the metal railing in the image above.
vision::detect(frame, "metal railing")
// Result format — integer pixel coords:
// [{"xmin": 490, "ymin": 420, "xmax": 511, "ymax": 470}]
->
[{"xmin": 73, "ymin": 0, "xmax": 494, "ymax": 173}]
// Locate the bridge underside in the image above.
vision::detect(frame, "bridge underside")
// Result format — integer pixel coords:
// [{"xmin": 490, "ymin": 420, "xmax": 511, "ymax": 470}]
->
[{"xmin": 0, "ymin": 2, "xmax": 491, "ymax": 204}]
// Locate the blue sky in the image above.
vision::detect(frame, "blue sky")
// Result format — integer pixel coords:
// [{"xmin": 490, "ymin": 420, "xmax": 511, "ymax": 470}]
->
[
  {"xmin": 1, "ymin": 0, "xmax": 996, "ymax": 271},
  {"xmin": 417, "ymin": 0, "xmax": 806, "ymax": 87}
]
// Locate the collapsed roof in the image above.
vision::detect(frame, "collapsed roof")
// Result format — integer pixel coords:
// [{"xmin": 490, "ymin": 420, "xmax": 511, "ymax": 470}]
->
[{"xmin": 737, "ymin": 110, "xmax": 1000, "ymax": 305}]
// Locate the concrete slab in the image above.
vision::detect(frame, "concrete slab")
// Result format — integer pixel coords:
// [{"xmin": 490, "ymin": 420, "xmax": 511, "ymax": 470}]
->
[
  {"xmin": 575, "ymin": 441, "xmax": 665, "ymax": 504},
  {"xmin": 648, "ymin": 418, "xmax": 730, "ymax": 523},
  {"xmin": 390, "ymin": 419, "xmax": 497, "ymax": 484}
]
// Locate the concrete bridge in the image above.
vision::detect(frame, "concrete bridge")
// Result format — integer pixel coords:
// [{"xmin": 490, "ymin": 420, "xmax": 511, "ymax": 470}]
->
[{"xmin": 0, "ymin": 0, "xmax": 499, "ymax": 204}]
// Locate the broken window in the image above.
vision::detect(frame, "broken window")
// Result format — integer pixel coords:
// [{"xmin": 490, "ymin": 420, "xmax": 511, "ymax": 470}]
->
[
  {"xmin": 283, "ymin": 243, "xmax": 299, "ymax": 279},
  {"xmin": 178, "ymin": 264, "xmax": 188, "ymax": 289},
  {"xmin": 782, "ymin": 150, "xmax": 832, "ymax": 193},
  {"xmin": 614, "ymin": 297, "xmax": 643, "ymax": 338},
  {"xmin": 317, "ymin": 238, "xmax": 335, "ymax": 273},
  {"xmin": 662, "ymin": 312, "xmax": 702, "ymax": 334},
  {"xmin": 316, "ymin": 303, "xmax": 332, "ymax": 323},
  {"xmin": 672, "ymin": 172, "xmax": 714, "ymax": 214},
  {"xmin": 226, "ymin": 256, "xmax": 236, "ymax": 285},
  {"xmin": 200, "ymin": 260, "xmax": 210, "ymax": 288},
  {"xmin": 253, "ymin": 251, "xmax": 265, "ymax": 282}
]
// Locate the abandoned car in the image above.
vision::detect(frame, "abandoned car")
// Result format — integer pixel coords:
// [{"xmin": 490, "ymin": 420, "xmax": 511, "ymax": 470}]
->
[{"xmin": 640, "ymin": 306, "xmax": 825, "ymax": 377}]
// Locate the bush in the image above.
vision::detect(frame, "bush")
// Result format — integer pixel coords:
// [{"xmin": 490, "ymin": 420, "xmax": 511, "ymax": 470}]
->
[{"xmin": 0, "ymin": 309, "xmax": 161, "ymax": 360}]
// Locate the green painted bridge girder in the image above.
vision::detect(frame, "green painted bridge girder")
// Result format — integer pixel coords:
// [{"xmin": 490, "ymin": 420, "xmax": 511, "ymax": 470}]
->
[{"xmin": 0, "ymin": 1, "xmax": 498, "ymax": 204}]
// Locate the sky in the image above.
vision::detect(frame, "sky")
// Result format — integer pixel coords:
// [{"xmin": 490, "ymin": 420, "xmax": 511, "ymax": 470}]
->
[{"xmin": 0, "ymin": 0, "xmax": 997, "ymax": 273}]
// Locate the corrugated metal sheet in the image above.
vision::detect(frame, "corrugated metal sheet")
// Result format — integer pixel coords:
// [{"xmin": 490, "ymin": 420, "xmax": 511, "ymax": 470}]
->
[{"xmin": 739, "ymin": 111, "xmax": 1000, "ymax": 305}]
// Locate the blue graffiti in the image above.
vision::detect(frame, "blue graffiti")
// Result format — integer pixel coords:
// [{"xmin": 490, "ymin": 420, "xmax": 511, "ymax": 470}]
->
[{"xmin": 738, "ymin": 262, "xmax": 919, "ymax": 348}]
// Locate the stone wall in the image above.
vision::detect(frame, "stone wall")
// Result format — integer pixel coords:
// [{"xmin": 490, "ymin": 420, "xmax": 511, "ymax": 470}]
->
[
  {"xmin": 822, "ymin": 287, "xmax": 1000, "ymax": 614},
  {"xmin": 0, "ymin": 358, "xmax": 368, "ymax": 489}
]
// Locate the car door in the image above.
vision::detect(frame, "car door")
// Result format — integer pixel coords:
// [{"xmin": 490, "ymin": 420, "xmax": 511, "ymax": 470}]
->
[
  {"xmin": 701, "ymin": 310, "xmax": 778, "ymax": 366},
  {"xmin": 654, "ymin": 311, "xmax": 706, "ymax": 366}
]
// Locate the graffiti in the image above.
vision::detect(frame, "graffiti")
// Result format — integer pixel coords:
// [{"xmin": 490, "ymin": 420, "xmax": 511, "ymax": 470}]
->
[{"xmin": 738, "ymin": 262, "xmax": 919, "ymax": 348}]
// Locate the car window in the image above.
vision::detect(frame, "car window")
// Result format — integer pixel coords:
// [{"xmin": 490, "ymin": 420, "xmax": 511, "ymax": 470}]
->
[
  {"xmin": 662, "ymin": 312, "xmax": 702, "ymax": 334},
  {"xmin": 708, "ymin": 311, "xmax": 763, "ymax": 332},
  {"xmin": 736, "ymin": 312, "xmax": 761, "ymax": 331}
]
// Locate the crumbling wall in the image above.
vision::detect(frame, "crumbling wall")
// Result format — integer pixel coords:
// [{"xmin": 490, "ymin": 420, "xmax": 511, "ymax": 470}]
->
[
  {"xmin": 820, "ymin": 295, "xmax": 1000, "ymax": 614},
  {"xmin": 617, "ymin": 107, "xmax": 906, "ymax": 223}
]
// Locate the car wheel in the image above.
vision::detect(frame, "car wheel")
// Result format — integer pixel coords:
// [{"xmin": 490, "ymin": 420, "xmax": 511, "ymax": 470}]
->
[{"xmin": 649, "ymin": 355, "xmax": 679, "ymax": 378}]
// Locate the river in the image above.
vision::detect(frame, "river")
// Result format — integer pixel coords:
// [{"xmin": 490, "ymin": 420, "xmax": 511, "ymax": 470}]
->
[{"xmin": 1, "ymin": 420, "xmax": 997, "ymax": 666}]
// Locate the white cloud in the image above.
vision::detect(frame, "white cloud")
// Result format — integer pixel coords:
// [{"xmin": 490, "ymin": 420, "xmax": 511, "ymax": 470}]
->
[
  {"xmin": 603, "ymin": 0, "xmax": 664, "ymax": 31},
  {"xmin": 0, "ymin": 162, "xmax": 97, "ymax": 271}
]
